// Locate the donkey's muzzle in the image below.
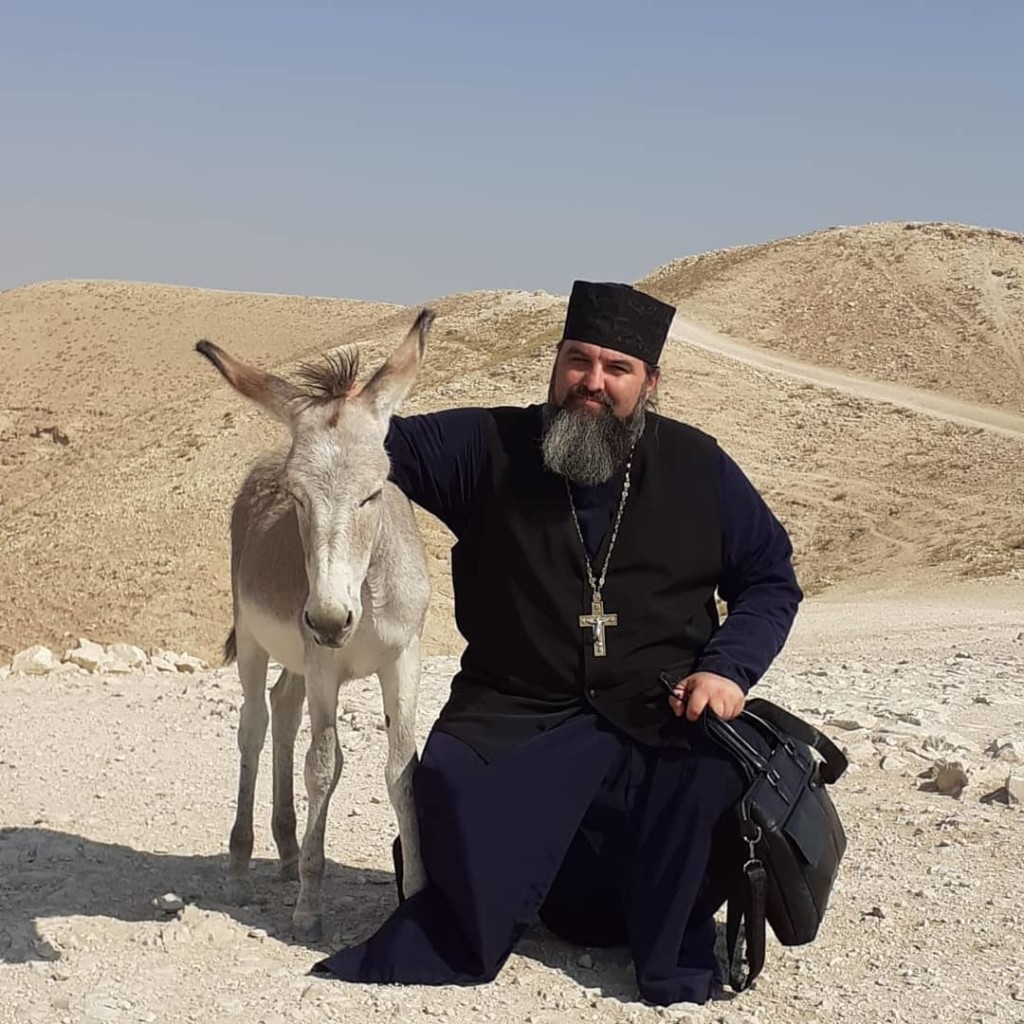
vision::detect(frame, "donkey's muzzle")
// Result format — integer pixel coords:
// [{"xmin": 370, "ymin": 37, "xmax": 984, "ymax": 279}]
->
[{"xmin": 304, "ymin": 608, "xmax": 355, "ymax": 648}]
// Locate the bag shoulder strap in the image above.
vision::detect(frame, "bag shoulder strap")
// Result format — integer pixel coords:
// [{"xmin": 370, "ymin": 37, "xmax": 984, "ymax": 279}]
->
[
  {"xmin": 725, "ymin": 851, "xmax": 767, "ymax": 991},
  {"xmin": 743, "ymin": 698, "xmax": 849, "ymax": 785}
]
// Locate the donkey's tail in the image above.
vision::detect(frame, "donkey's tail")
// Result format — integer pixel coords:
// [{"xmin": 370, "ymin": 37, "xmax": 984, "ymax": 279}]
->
[{"xmin": 223, "ymin": 628, "xmax": 238, "ymax": 664}]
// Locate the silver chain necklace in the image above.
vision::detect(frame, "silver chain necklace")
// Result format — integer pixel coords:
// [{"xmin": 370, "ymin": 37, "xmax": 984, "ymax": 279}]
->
[{"xmin": 565, "ymin": 450, "xmax": 634, "ymax": 657}]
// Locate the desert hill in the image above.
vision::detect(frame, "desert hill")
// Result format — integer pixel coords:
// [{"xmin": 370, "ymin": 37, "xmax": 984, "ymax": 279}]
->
[
  {"xmin": 1, "ymin": 223, "xmax": 1022, "ymax": 664},
  {"xmin": 639, "ymin": 220, "xmax": 1024, "ymax": 413}
]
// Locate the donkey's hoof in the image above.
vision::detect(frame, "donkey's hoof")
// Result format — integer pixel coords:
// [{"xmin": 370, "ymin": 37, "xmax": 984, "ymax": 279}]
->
[
  {"xmin": 293, "ymin": 910, "xmax": 322, "ymax": 943},
  {"xmin": 279, "ymin": 860, "xmax": 299, "ymax": 882},
  {"xmin": 226, "ymin": 877, "xmax": 253, "ymax": 905}
]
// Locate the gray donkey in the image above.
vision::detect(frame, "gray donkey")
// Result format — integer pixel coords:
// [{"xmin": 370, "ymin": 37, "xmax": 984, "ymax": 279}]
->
[{"xmin": 195, "ymin": 309, "xmax": 434, "ymax": 941}]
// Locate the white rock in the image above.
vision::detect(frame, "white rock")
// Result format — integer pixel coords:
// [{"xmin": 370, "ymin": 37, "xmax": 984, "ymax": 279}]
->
[
  {"xmin": 1006, "ymin": 775, "xmax": 1024, "ymax": 806},
  {"xmin": 174, "ymin": 654, "xmax": 206, "ymax": 673},
  {"xmin": 150, "ymin": 656, "xmax": 176, "ymax": 673},
  {"xmin": 12, "ymin": 645, "xmax": 57, "ymax": 675},
  {"xmin": 108, "ymin": 643, "xmax": 148, "ymax": 668},
  {"xmin": 64, "ymin": 639, "xmax": 107, "ymax": 672},
  {"xmin": 843, "ymin": 739, "xmax": 878, "ymax": 765},
  {"xmin": 153, "ymin": 892, "xmax": 184, "ymax": 913},
  {"xmin": 50, "ymin": 661, "xmax": 84, "ymax": 676},
  {"xmin": 991, "ymin": 740, "xmax": 1024, "ymax": 765},
  {"xmin": 921, "ymin": 732, "xmax": 974, "ymax": 754}
]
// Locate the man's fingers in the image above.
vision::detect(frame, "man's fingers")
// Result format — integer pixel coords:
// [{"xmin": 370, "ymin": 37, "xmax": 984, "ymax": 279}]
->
[{"xmin": 685, "ymin": 687, "xmax": 709, "ymax": 722}]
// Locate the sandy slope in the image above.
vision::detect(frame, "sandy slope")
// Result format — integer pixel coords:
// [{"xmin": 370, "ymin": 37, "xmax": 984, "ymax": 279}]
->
[
  {"xmin": 2, "ymin": 224, "xmax": 1023, "ymax": 664},
  {"xmin": 640, "ymin": 221, "xmax": 1024, "ymax": 414},
  {"xmin": 667, "ymin": 314, "xmax": 1024, "ymax": 440}
]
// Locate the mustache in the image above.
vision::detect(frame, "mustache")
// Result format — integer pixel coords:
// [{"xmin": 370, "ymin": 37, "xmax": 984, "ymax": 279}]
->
[{"xmin": 567, "ymin": 385, "xmax": 613, "ymax": 407}]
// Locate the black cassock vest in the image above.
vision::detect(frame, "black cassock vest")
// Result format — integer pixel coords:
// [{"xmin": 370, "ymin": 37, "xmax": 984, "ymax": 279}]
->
[{"xmin": 434, "ymin": 404, "xmax": 723, "ymax": 761}]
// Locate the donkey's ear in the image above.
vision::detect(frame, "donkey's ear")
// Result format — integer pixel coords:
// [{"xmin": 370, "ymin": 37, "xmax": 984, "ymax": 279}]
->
[
  {"xmin": 359, "ymin": 308, "xmax": 434, "ymax": 419},
  {"xmin": 195, "ymin": 340, "xmax": 302, "ymax": 425}
]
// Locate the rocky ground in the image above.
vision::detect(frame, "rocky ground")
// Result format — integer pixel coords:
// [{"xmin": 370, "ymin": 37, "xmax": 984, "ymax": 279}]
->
[{"xmin": 1, "ymin": 586, "xmax": 1022, "ymax": 1024}]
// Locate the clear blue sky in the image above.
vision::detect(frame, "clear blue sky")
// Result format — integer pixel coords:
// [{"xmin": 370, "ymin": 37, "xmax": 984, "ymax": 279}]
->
[{"xmin": 2, "ymin": 1, "xmax": 1022, "ymax": 305}]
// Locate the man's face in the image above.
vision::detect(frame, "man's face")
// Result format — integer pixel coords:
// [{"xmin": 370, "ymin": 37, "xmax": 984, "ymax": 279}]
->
[
  {"xmin": 549, "ymin": 340, "xmax": 656, "ymax": 418},
  {"xmin": 541, "ymin": 340, "xmax": 659, "ymax": 485}
]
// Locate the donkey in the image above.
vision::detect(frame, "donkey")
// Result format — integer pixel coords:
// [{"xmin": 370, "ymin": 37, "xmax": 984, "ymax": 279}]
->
[{"xmin": 194, "ymin": 309, "xmax": 434, "ymax": 941}]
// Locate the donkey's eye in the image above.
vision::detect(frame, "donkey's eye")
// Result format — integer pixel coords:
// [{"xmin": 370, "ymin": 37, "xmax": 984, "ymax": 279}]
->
[{"xmin": 360, "ymin": 488, "xmax": 383, "ymax": 507}]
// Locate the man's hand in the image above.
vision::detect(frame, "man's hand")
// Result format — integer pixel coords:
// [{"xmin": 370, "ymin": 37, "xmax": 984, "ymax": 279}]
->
[{"xmin": 668, "ymin": 671, "xmax": 746, "ymax": 722}]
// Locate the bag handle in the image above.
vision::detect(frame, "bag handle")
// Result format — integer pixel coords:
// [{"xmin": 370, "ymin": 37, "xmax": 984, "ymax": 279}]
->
[{"xmin": 701, "ymin": 710, "xmax": 770, "ymax": 779}]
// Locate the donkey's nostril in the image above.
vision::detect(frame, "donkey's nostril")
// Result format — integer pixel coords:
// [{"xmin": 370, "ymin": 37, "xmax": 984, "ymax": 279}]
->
[
  {"xmin": 304, "ymin": 610, "xmax": 315, "ymax": 630},
  {"xmin": 344, "ymin": 610, "xmax": 354, "ymax": 629}
]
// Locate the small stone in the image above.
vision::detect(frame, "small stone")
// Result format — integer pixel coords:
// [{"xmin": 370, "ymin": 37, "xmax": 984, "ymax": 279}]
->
[
  {"xmin": 843, "ymin": 740, "xmax": 878, "ymax": 764},
  {"xmin": 578, "ymin": 953, "xmax": 594, "ymax": 968},
  {"xmin": 990, "ymin": 739, "xmax": 1024, "ymax": 764},
  {"xmin": 826, "ymin": 716, "xmax": 877, "ymax": 731},
  {"xmin": 153, "ymin": 892, "xmax": 184, "ymax": 913},
  {"xmin": 12, "ymin": 645, "xmax": 57, "ymax": 675},
  {"xmin": 32, "ymin": 935, "xmax": 62, "ymax": 961},
  {"xmin": 894, "ymin": 711, "xmax": 924, "ymax": 726},
  {"xmin": 930, "ymin": 762, "xmax": 969, "ymax": 798},
  {"xmin": 64, "ymin": 639, "xmax": 106, "ymax": 672},
  {"xmin": 863, "ymin": 905, "xmax": 886, "ymax": 919},
  {"xmin": 1006, "ymin": 775, "xmax": 1024, "ymax": 806},
  {"xmin": 922, "ymin": 732, "xmax": 973, "ymax": 754}
]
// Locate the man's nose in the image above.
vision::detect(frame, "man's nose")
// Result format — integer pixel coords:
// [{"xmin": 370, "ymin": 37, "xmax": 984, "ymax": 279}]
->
[{"xmin": 581, "ymin": 365, "xmax": 604, "ymax": 391}]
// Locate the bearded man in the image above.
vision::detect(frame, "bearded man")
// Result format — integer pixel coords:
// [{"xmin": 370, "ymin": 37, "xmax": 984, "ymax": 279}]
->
[{"xmin": 313, "ymin": 281, "xmax": 803, "ymax": 1006}]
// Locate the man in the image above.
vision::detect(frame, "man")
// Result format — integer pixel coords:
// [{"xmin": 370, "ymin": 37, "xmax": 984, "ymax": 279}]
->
[{"xmin": 312, "ymin": 281, "xmax": 803, "ymax": 1005}]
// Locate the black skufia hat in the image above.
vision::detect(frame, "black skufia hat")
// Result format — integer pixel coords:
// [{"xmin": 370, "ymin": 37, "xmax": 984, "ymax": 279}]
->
[{"xmin": 561, "ymin": 281, "xmax": 676, "ymax": 366}]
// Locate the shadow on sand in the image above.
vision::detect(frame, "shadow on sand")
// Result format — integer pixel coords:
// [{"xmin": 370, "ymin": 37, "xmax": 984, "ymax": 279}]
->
[{"xmin": 0, "ymin": 825, "xmax": 736, "ymax": 1006}]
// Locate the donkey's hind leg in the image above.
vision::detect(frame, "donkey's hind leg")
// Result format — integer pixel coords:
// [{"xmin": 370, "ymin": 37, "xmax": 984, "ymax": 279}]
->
[
  {"xmin": 227, "ymin": 624, "xmax": 269, "ymax": 905},
  {"xmin": 269, "ymin": 669, "xmax": 305, "ymax": 881}
]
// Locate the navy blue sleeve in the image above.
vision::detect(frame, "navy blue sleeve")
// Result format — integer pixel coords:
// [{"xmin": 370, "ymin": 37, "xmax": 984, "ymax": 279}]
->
[
  {"xmin": 693, "ymin": 448, "xmax": 804, "ymax": 691},
  {"xmin": 384, "ymin": 408, "xmax": 490, "ymax": 537}
]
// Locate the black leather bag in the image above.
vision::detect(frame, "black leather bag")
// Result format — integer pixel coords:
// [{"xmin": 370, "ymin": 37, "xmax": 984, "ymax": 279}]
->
[{"xmin": 700, "ymin": 697, "xmax": 849, "ymax": 992}]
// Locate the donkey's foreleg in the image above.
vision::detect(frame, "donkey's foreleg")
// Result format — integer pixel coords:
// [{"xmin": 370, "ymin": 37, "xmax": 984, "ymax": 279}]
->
[
  {"xmin": 269, "ymin": 668, "xmax": 305, "ymax": 881},
  {"xmin": 378, "ymin": 638, "xmax": 427, "ymax": 899},
  {"xmin": 227, "ymin": 626, "xmax": 269, "ymax": 905},
  {"xmin": 293, "ymin": 656, "xmax": 343, "ymax": 942}
]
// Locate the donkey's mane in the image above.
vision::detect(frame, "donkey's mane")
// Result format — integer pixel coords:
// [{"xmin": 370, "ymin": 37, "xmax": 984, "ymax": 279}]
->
[{"xmin": 292, "ymin": 346, "xmax": 361, "ymax": 403}]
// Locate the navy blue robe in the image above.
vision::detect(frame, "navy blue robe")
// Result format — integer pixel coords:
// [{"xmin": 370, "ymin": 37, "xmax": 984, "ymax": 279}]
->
[{"xmin": 312, "ymin": 408, "xmax": 800, "ymax": 1005}]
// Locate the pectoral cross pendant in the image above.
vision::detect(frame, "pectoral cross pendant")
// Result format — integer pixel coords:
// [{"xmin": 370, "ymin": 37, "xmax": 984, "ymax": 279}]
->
[{"xmin": 579, "ymin": 592, "xmax": 617, "ymax": 657}]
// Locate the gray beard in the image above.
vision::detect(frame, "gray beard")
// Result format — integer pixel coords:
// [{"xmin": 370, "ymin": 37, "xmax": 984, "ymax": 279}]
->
[{"xmin": 541, "ymin": 396, "xmax": 647, "ymax": 485}]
